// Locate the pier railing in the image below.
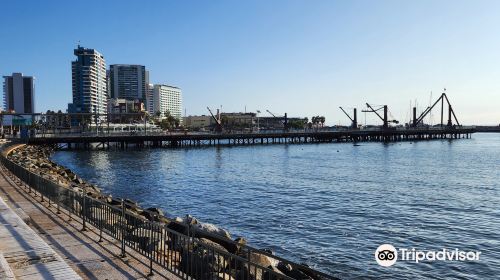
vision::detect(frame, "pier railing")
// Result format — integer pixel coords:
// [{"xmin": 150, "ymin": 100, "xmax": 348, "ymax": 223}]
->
[{"xmin": 0, "ymin": 153, "xmax": 335, "ymax": 280}]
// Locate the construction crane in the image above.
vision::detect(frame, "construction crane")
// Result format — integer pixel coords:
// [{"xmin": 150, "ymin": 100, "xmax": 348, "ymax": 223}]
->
[
  {"xmin": 362, "ymin": 103, "xmax": 399, "ymax": 129},
  {"xmin": 207, "ymin": 107, "xmax": 222, "ymax": 132},
  {"xmin": 412, "ymin": 91, "xmax": 460, "ymax": 127},
  {"xmin": 339, "ymin": 107, "xmax": 357, "ymax": 129},
  {"xmin": 266, "ymin": 110, "xmax": 288, "ymax": 130}
]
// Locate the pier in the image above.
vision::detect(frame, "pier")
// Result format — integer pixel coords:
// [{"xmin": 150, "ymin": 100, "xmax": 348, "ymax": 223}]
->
[{"xmin": 24, "ymin": 127, "xmax": 476, "ymax": 149}]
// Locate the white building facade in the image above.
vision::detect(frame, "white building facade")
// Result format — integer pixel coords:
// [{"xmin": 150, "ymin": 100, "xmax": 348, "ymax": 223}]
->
[
  {"xmin": 152, "ymin": 84, "xmax": 182, "ymax": 121},
  {"xmin": 146, "ymin": 83, "xmax": 154, "ymax": 115},
  {"xmin": 68, "ymin": 45, "xmax": 107, "ymax": 117}
]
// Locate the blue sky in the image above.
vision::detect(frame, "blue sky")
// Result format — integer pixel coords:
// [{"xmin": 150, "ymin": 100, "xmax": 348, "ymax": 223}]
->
[{"xmin": 1, "ymin": 0, "xmax": 500, "ymax": 125}]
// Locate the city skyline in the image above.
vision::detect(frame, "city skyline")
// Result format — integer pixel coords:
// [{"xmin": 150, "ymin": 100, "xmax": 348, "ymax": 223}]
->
[{"xmin": 1, "ymin": 1, "xmax": 500, "ymax": 125}]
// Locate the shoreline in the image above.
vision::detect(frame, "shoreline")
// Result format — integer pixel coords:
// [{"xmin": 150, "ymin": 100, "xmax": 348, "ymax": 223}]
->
[{"xmin": 3, "ymin": 143, "xmax": 336, "ymax": 280}]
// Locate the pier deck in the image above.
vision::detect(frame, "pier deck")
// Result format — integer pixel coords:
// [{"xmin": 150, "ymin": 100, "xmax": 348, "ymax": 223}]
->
[{"xmin": 25, "ymin": 127, "xmax": 476, "ymax": 149}]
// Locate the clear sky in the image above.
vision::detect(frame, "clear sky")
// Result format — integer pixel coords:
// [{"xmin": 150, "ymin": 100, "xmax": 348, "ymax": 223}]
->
[{"xmin": 1, "ymin": 0, "xmax": 499, "ymax": 125}]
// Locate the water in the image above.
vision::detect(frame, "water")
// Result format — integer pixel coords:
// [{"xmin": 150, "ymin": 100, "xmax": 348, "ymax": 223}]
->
[{"xmin": 51, "ymin": 133, "xmax": 500, "ymax": 279}]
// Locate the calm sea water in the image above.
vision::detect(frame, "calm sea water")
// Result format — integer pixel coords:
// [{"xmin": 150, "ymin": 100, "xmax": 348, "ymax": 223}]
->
[{"xmin": 51, "ymin": 133, "xmax": 500, "ymax": 279}]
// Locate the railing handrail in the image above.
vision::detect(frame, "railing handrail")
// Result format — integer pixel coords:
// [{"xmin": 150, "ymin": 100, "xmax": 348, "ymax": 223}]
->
[{"xmin": 0, "ymin": 144, "xmax": 336, "ymax": 280}]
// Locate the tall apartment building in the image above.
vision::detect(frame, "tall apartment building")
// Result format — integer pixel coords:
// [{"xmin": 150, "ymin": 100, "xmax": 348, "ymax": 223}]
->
[
  {"xmin": 108, "ymin": 64, "xmax": 149, "ymax": 101},
  {"xmin": 2, "ymin": 73, "xmax": 35, "ymax": 113},
  {"xmin": 152, "ymin": 84, "xmax": 182, "ymax": 121},
  {"xmin": 146, "ymin": 83, "xmax": 154, "ymax": 115},
  {"xmin": 68, "ymin": 45, "xmax": 107, "ymax": 118}
]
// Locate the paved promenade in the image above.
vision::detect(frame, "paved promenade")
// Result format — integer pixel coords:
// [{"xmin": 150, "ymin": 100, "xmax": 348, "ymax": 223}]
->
[
  {"xmin": 0, "ymin": 192, "xmax": 81, "ymax": 279},
  {"xmin": 0, "ymin": 164, "xmax": 180, "ymax": 279}
]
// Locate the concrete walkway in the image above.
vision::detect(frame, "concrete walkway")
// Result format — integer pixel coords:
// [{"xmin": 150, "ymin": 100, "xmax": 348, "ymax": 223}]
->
[
  {"xmin": 0, "ymin": 165, "xmax": 180, "ymax": 279},
  {"xmin": 0, "ymin": 193, "xmax": 82, "ymax": 279}
]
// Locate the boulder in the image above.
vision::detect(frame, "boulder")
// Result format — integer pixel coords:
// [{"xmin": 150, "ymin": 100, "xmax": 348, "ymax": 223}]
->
[
  {"xmin": 194, "ymin": 222, "xmax": 232, "ymax": 240},
  {"xmin": 249, "ymin": 252, "xmax": 273, "ymax": 268},
  {"xmin": 185, "ymin": 214, "xmax": 198, "ymax": 225},
  {"xmin": 141, "ymin": 207, "xmax": 164, "ymax": 222},
  {"xmin": 72, "ymin": 177, "xmax": 84, "ymax": 184},
  {"xmin": 180, "ymin": 238, "xmax": 229, "ymax": 279}
]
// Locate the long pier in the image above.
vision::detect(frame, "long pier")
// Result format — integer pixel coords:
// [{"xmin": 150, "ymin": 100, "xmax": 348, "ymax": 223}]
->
[{"xmin": 24, "ymin": 127, "xmax": 476, "ymax": 149}]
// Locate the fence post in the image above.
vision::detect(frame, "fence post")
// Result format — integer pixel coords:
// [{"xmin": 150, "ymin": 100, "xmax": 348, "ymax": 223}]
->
[
  {"xmin": 33, "ymin": 173, "xmax": 37, "ymax": 197},
  {"xmin": 148, "ymin": 217, "xmax": 154, "ymax": 277},
  {"xmin": 247, "ymin": 248, "xmax": 251, "ymax": 280},
  {"xmin": 27, "ymin": 170, "xmax": 32, "ymax": 193},
  {"xmin": 48, "ymin": 183, "xmax": 51, "ymax": 207},
  {"xmin": 68, "ymin": 191, "xmax": 72, "ymax": 221},
  {"xmin": 81, "ymin": 192, "xmax": 87, "ymax": 231},
  {"xmin": 187, "ymin": 223, "xmax": 192, "ymax": 278},
  {"xmin": 98, "ymin": 208, "xmax": 103, "ymax": 242},
  {"xmin": 40, "ymin": 181, "xmax": 44, "ymax": 202},
  {"xmin": 120, "ymin": 199, "xmax": 126, "ymax": 258},
  {"xmin": 56, "ymin": 187, "xmax": 61, "ymax": 214}
]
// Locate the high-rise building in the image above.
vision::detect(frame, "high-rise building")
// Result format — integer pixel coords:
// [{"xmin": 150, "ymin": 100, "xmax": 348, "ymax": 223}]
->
[
  {"xmin": 108, "ymin": 64, "xmax": 149, "ymax": 101},
  {"xmin": 146, "ymin": 83, "xmax": 154, "ymax": 115},
  {"xmin": 68, "ymin": 45, "xmax": 107, "ymax": 118},
  {"xmin": 152, "ymin": 84, "xmax": 182, "ymax": 121},
  {"xmin": 2, "ymin": 73, "xmax": 35, "ymax": 113}
]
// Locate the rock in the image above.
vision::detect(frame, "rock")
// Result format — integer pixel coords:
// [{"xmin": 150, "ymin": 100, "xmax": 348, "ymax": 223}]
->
[
  {"xmin": 180, "ymin": 238, "xmax": 229, "ymax": 279},
  {"xmin": 185, "ymin": 214, "xmax": 198, "ymax": 225},
  {"xmin": 72, "ymin": 177, "xmax": 84, "ymax": 184},
  {"xmin": 215, "ymin": 273, "xmax": 235, "ymax": 280},
  {"xmin": 127, "ymin": 228, "xmax": 151, "ymax": 251},
  {"xmin": 263, "ymin": 265, "xmax": 287, "ymax": 280},
  {"xmin": 146, "ymin": 207, "xmax": 164, "ymax": 216},
  {"xmin": 277, "ymin": 262, "xmax": 293, "ymax": 274},
  {"xmin": 198, "ymin": 238, "xmax": 229, "ymax": 253},
  {"xmin": 288, "ymin": 268, "xmax": 314, "ymax": 280},
  {"xmin": 249, "ymin": 252, "xmax": 272, "ymax": 268},
  {"xmin": 232, "ymin": 237, "xmax": 247, "ymax": 255},
  {"xmin": 194, "ymin": 222, "xmax": 232, "ymax": 240},
  {"xmin": 141, "ymin": 207, "xmax": 164, "ymax": 221}
]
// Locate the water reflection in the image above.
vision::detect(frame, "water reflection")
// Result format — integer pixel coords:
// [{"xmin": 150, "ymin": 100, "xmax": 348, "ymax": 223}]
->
[{"xmin": 50, "ymin": 134, "xmax": 500, "ymax": 279}]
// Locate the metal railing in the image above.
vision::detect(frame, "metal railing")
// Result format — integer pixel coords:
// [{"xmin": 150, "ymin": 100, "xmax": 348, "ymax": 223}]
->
[{"xmin": 0, "ymin": 152, "xmax": 335, "ymax": 280}]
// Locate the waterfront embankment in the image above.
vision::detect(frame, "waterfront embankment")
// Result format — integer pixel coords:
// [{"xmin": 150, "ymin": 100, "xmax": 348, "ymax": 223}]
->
[
  {"xmin": 2, "ymin": 143, "xmax": 336, "ymax": 280},
  {"xmin": 0, "ymin": 146, "xmax": 182, "ymax": 279}
]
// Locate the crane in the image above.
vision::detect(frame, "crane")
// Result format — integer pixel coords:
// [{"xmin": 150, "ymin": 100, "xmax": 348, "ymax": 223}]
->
[
  {"xmin": 362, "ymin": 103, "xmax": 398, "ymax": 129},
  {"xmin": 266, "ymin": 110, "xmax": 288, "ymax": 130},
  {"xmin": 339, "ymin": 107, "xmax": 357, "ymax": 129},
  {"xmin": 207, "ymin": 107, "xmax": 222, "ymax": 132},
  {"xmin": 412, "ymin": 91, "xmax": 460, "ymax": 127}
]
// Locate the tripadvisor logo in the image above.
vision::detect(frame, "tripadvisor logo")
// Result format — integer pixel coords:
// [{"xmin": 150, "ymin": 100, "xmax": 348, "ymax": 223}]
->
[
  {"xmin": 375, "ymin": 244, "xmax": 481, "ymax": 267},
  {"xmin": 375, "ymin": 244, "xmax": 397, "ymax": 267}
]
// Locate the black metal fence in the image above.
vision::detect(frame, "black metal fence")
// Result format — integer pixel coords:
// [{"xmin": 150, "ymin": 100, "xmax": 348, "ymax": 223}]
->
[{"xmin": 0, "ymin": 153, "xmax": 335, "ymax": 280}]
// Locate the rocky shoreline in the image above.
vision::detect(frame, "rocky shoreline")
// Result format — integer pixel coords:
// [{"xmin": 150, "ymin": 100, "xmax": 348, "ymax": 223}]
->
[{"xmin": 5, "ymin": 144, "xmax": 333, "ymax": 280}]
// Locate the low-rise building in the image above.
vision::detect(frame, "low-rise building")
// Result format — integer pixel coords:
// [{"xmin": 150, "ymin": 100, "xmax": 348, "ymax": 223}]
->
[
  {"xmin": 44, "ymin": 110, "xmax": 71, "ymax": 129},
  {"xmin": 183, "ymin": 115, "xmax": 214, "ymax": 130},
  {"xmin": 107, "ymin": 98, "xmax": 145, "ymax": 123},
  {"xmin": 220, "ymin": 112, "xmax": 256, "ymax": 128}
]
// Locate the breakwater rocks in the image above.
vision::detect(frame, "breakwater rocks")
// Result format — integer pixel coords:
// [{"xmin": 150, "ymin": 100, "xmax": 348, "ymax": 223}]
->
[{"xmin": 6, "ymin": 144, "xmax": 333, "ymax": 280}]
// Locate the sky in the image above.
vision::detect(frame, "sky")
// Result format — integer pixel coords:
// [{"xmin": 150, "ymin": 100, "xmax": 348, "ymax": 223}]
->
[{"xmin": 1, "ymin": 0, "xmax": 500, "ymax": 125}]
